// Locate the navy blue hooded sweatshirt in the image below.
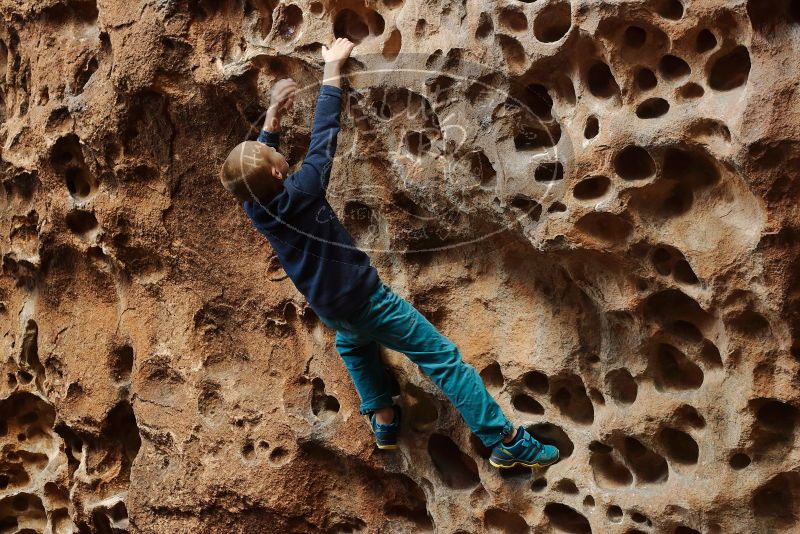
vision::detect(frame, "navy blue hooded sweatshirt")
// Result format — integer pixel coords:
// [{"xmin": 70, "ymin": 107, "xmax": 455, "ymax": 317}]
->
[{"xmin": 243, "ymin": 84, "xmax": 379, "ymax": 319}]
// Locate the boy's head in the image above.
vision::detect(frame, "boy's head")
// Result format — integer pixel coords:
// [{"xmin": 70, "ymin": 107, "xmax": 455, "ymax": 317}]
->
[{"xmin": 220, "ymin": 141, "xmax": 289, "ymax": 204}]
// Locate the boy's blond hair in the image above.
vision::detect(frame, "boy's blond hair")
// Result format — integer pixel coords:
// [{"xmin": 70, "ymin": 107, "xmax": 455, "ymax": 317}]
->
[{"xmin": 220, "ymin": 141, "xmax": 281, "ymax": 204}]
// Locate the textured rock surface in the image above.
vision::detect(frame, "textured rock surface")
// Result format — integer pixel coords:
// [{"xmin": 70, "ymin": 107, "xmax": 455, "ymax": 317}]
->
[{"xmin": 1, "ymin": 0, "xmax": 800, "ymax": 532}]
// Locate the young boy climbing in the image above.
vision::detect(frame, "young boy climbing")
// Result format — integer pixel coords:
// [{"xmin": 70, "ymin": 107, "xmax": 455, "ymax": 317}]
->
[{"xmin": 219, "ymin": 37, "xmax": 559, "ymax": 469}]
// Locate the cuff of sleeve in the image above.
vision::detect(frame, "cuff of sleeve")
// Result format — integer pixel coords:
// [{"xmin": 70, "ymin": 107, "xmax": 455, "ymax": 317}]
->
[
  {"xmin": 257, "ymin": 130, "xmax": 280, "ymax": 145},
  {"xmin": 320, "ymin": 84, "xmax": 342, "ymax": 98}
]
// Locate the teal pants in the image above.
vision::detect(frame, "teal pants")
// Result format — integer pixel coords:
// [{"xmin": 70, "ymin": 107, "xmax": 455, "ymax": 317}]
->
[{"xmin": 318, "ymin": 282, "xmax": 514, "ymax": 447}]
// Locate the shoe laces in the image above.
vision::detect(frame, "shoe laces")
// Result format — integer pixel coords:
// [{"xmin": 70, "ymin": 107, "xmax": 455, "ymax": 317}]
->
[{"xmin": 519, "ymin": 430, "xmax": 542, "ymax": 454}]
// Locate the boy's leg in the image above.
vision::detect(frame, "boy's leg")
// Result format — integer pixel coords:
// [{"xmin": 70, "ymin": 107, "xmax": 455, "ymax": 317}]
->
[
  {"xmin": 333, "ymin": 328, "xmax": 401, "ymax": 415},
  {"xmin": 352, "ymin": 284, "xmax": 514, "ymax": 448}
]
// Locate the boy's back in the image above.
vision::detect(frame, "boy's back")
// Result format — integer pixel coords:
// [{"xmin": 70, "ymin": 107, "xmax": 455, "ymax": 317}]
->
[{"xmin": 244, "ymin": 84, "xmax": 378, "ymax": 319}]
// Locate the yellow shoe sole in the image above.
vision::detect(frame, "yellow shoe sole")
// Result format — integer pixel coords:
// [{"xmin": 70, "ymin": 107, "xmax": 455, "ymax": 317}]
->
[
  {"xmin": 489, "ymin": 459, "xmax": 544, "ymax": 469},
  {"xmin": 376, "ymin": 443, "xmax": 398, "ymax": 450}
]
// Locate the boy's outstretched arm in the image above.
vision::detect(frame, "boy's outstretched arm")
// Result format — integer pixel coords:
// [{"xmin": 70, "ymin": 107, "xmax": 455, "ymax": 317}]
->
[
  {"xmin": 292, "ymin": 37, "xmax": 355, "ymax": 196},
  {"xmin": 257, "ymin": 78, "xmax": 297, "ymax": 149}
]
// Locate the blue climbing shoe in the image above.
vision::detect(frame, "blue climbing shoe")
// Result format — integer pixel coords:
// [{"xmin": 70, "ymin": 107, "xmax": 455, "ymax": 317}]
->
[
  {"xmin": 370, "ymin": 405, "xmax": 401, "ymax": 450},
  {"xmin": 490, "ymin": 426, "xmax": 560, "ymax": 469}
]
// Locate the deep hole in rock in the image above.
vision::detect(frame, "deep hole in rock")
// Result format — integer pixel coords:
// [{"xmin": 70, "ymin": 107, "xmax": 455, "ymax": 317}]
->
[
  {"xmin": 624, "ymin": 26, "xmax": 647, "ymax": 48},
  {"xmin": 700, "ymin": 340, "xmax": 723, "ymax": 368},
  {"xmin": 373, "ymin": 99, "xmax": 392, "ymax": 120},
  {"xmin": 333, "ymin": 9, "xmax": 369, "ymax": 43},
  {"xmin": 544, "ymin": 502, "xmax": 591, "ymax": 534},
  {"xmin": 514, "ymin": 124, "xmax": 561, "ymax": 151},
  {"xmin": 484, "ymin": 507, "xmax": 530, "ymax": 533},
  {"xmin": 276, "ymin": 4, "xmax": 303, "ymax": 39},
  {"xmin": 654, "ymin": 343, "xmax": 704, "ymax": 391},
  {"xmin": 404, "ymin": 131, "xmax": 431, "ymax": 156},
  {"xmin": 696, "ymin": 29, "xmax": 717, "ymax": 52},
  {"xmin": 532, "ymin": 477, "xmax": 548, "ymax": 492},
  {"xmin": 64, "ymin": 167, "xmax": 94, "ymax": 198},
  {"xmin": 674, "ymin": 404, "xmax": 706, "ymax": 429},
  {"xmin": 104, "ymin": 400, "xmax": 142, "ymax": 462},
  {"xmin": 587, "ymin": 61, "xmax": 620, "ymax": 98},
  {"xmin": 677, "ymin": 82, "xmax": 705, "ymax": 99},
  {"xmin": 427, "ymin": 434, "xmax": 480, "ymax": 489},
  {"xmin": 746, "ymin": 0, "xmax": 800, "ymax": 33},
  {"xmin": 651, "ymin": 246, "xmax": 673, "ymax": 275},
  {"xmin": 468, "ymin": 150, "xmax": 496, "ymax": 187},
  {"xmin": 756, "ymin": 399, "xmax": 798, "ymax": 435},
  {"xmin": 636, "ymin": 67, "xmax": 658, "ymax": 90},
  {"xmin": 636, "ymin": 98, "xmax": 670, "ymax": 119},
  {"xmin": 607, "ymin": 505, "xmax": 623, "ymax": 522},
  {"xmin": 631, "ymin": 512, "xmax": 648, "ymax": 523},
  {"xmin": 583, "ymin": 495, "xmax": 595, "ymax": 507},
  {"xmin": 591, "ymin": 448, "xmax": 633, "ymax": 488},
  {"xmin": 553, "ymin": 478, "xmax": 579, "ymax": 494},
  {"xmin": 669, "ymin": 319, "xmax": 703, "ymax": 342},
  {"xmin": 110, "ymin": 345, "xmax": 134, "ymax": 382},
  {"xmin": 499, "ymin": 463, "xmax": 533, "ymax": 481},
  {"xmin": 533, "ymin": 1, "xmax": 571, "ymax": 42},
  {"xmin": 614, "ymin": 145, "xmax": 656, "ymax": 180},
  {"xmin": 510, "ymin": 195, "xmax": 543, "ymax": 221},
  {"xmin": 383, "ymin": 474, "xmax": 434, "ymax": 531},
  {"xmin": 622, "ymin": 436, "xmax": 669, "ymax": 484},
  {"xmin": 470, "ymin": 434, "xmax": 492, "ymax": 459},
  {"xmin": 534, "ymin": 162, "xmax": 564, "ymax": 182},
  {"xmin": 497, "ymin": 35, "xmax": 526, "ymax": 70},
  {"xmin": 573, "ymin": 175, "xmax": 610, "ymax": 200},
  {"xmin": 709, "ymin": 46, "xmax": 751, "ymax": 91},
  {"xmin": 511, "ymin": 83, "xmax": 553, "ymax": 118},
  {"xmin": 752, "ymin": 472, "xmax": 800, "ymax": 523},
  {"xmin": 65, "ymin": 210, "xmax": 98, "ymax": 234},
  {"xmin": 403, "ymin": 383, "xmax": 438, "ymax": 432},
  {"xmin": 76, "ymin": 57, "xmax": 98, "ymax": 92},
  {"xmin": 729, "ymin": 452, "xmax": 751, "ymax": 469},
  {"xmin": 654, "ymin": 0, "xmax": 684, "ymax": 19},
  {"xmin": 499, "ymin": 7, "xmax": 528, "ymax": 32},
  {"xmin": 583, "ymin": 116, "xmax": 599, "ymax": 138},
  {"xmin": 659, "ymin": 427, "xmax": 699, "ymax": 464},
  {"xmin": 512, "ymin": 393, "xmax": 545, "ymax": 415},
  {"xmin": 659, "ymin": 54, "xmax": 691, "ymax": 80},
  {"xmin": 606, "ymin": 368, "xmax": 637, "ymax": 405},
  {"xmin": 528, "ymin": 422, "xmax": 574, "ymax": 458},
  {"xmin": 383, "ymin": 28, "xmax": 402, "ymax": 60},
  {"xmin": 662, "ymin": 147, "xmax": 719, "ymax": 188},
  {"xmin": 343, "ymin": 201, "xmax": 374, "ymax": 239},
  {"xmin": 549, "ymin": 201, "xmax": 567, "ymax": 213},
  {"xmin": 269, "ymin": 446, "xmax": 288, "ymax": 463},
  {"xmin": 550, "ymin": 376, "xmax": 594, "ymax": 424},
  {"xmin": 311, "ymin": 377, "xmax": 340, "ymax": 419},
  {"xmin": 726, "ymin": 309, "xmax": 770, "ymax": 336},
  {"xmin": 576, "ymin": 212, "xmax": 633, "ymax": 243},
  {"xmin": 673, "ymin": 260, "xmax": 699, "ymax": 284},
  {"xmin": 51, "ymin": 135, "xmax": 96, "ymax": 200},
  {"xmin": 476, "ymin": 12, "xmax": 493, "ymax": 39},
  {"xmin": 366, "ymin": 10, "xmax": 385, "ymax": 35},
  {"xmin": 523, "ymin": 370, "xmax": 549, "ymax": 393},
  {"xmin": 480, "ymin": 361, "xmax": 504, "ymax": 389}
]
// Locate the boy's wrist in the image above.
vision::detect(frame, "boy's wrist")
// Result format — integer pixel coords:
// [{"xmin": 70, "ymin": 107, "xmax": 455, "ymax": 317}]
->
[{"xmin": 323, "ymin": 62, "xmax": 342, "ymax": 88}]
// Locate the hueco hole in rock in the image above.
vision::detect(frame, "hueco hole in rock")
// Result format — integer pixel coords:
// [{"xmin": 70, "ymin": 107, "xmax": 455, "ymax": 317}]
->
[{"xmin": 1, "ymin": 0, "xmax": 799, "ymax": 532}]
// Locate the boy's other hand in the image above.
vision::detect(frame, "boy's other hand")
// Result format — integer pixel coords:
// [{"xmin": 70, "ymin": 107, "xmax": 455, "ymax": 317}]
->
[
  {"xmin": 322, "ymin": 37, "xmax": 355, "ymax": 67},
  {"xmin": 269, "ymin": 78, "xmax": 297, "ymax": 115}
]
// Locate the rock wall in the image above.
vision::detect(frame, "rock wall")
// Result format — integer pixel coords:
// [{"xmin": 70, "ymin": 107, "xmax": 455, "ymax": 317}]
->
[{"xmin": 1, "ymin": 0, "xmax": 800, "ymax": 532}]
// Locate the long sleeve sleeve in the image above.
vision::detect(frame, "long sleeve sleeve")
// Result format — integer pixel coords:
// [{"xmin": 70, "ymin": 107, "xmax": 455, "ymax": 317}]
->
[
  {"xmin": 257, "ymin": 129, "xmax": 280, "ymax": 149},
  {"xmin": 288, "ymin": 84, "xmax": 342, "ymax": 196}
]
